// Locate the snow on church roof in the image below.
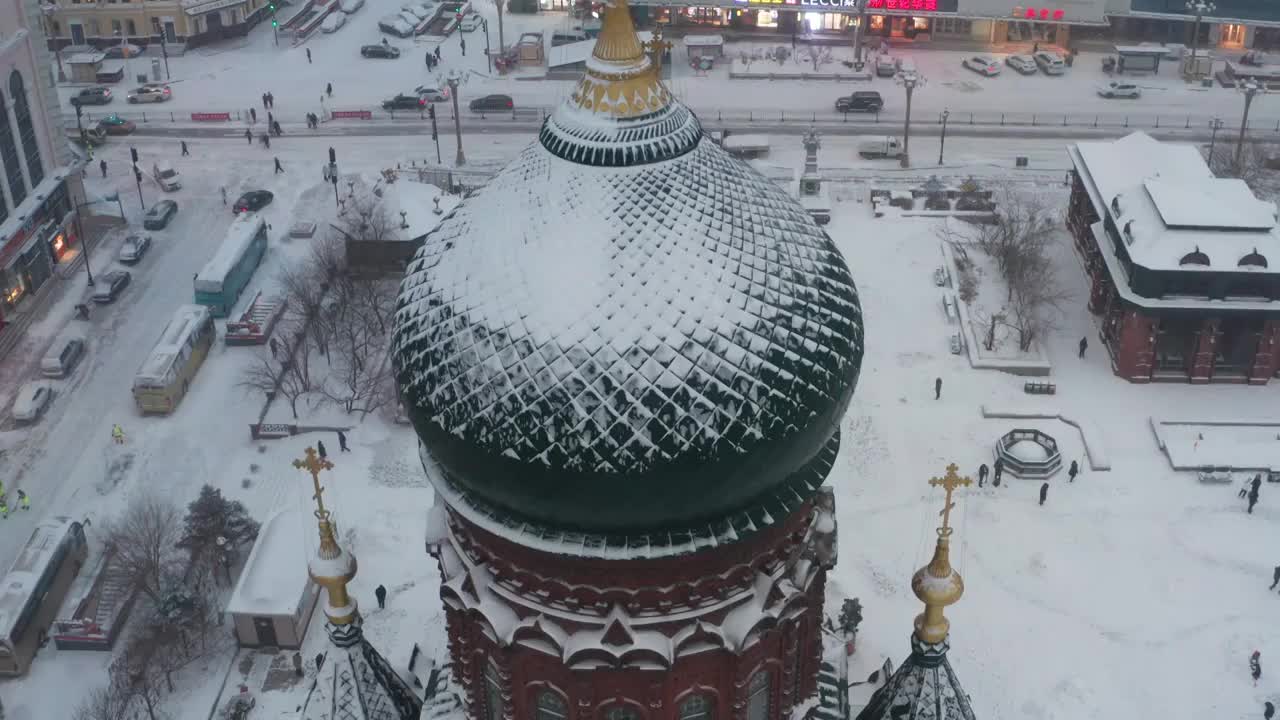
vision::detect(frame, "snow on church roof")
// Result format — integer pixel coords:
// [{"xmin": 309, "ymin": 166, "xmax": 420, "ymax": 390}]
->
[
  {"xmin": 227, "ymin": 509, "xmax": 311, "ymax": 617},
  {"xmin": 1071, "ymin": 132, "xmax": 1280, "ymax": 275}
]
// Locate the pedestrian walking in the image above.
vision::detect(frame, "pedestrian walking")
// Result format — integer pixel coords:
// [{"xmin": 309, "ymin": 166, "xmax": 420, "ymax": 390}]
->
[
  {"xmin": 993, "ymin": 457, "xmax": 1004, "ymax": 487},
  {"xmin": 316, "ymin": 652, "xmax": 325, "ymax": 671},
  {"xmin": 1266, "ymin": 700, "xmax": 1275, "ymax": 720},
  {"xmin": 435, "ymin": 46, "xmax": 442, "ymax": 61},
  {"xmin": 111, "ymin": 424, "xmax": 125, "ymax": 444},
  {"xmin": 1078, "ymin": 336, "xmax": 1088, "ymax": 358},
  {"xmin": 267, "ymin": 111, "xmax": 274, "ymax": 126},
  {"xmin": 221, "ymin": 186, "xmax": 227, "ymax": 205},
  {"xmin": 1039, "ymin": 482, "xmax": 1049, "ymax": 506},
  {"xmin": 0, "ymin": 497, "xmax": 7, "ymax": 519},
  {"xmin": 1252, "ymin": 650, "xmax": 1262, "ymax": 685},
  {"xmin": 274, "ymin": 157, "xmax": 284, "ymax": 174},
  {"xmin": 250, "ymin": 107, "xmax": 257, "ymax": 124},
  {"xmin": 267, "ymin": 92, "xmax": 275, "ymax": 108},
  {"xmin": 262, "ymin": 92, "xmax": 269, "ymax": 109},
  {"xmin": 262, "ymin": 133, "xmax": 271, "ymax": 149},
  {"xmin": 292, "ymin": 652, "xmax": 304, "ymax": 678},
  {"xmin": 180, "ymin": 140, "xmax": 189, "ymax": 156},
  {"xmin": 1253, "ymin": 473, "xmax": 1263, "ymax": 494},
  {"xmin": 338, "ymin": 430, "xmax": 349, "ymax": 452},
  {"xmin": 426, "ymin": 50, "xmax": 432, "ymax": 66},
  {"xmin": 1272, "ymin": 565, "xmax": 1280, "ymax": 590},
  {"xmin": 1248, "ymin": 488, "xmax": 1260, "ymax": 514},
  {"xmin": 306, "ymin": 47, "xmax": 313, "ymax": 63},
  {"xmin": 17, "ymin": 490, "xmax": 29, "ymax": 511},
  {"xmin": 375, "ymin": 584, "xmax": 387, "ymax": 609},
  {"xmin": 270, "ymin": 337, "xmax": 281, "ymax": 358},
  {"xmin": 934, "ymin": 377, "xmax": 942, "ymax": 400},
  {"xmin": 317, "ymin": 440, "xmax": 328, "ymax": 459},
  {"xmin": 326, "ymin": 82, "xmax": 333, "ymax": 97},
  {"xmin": 245, "ymin": 128, "xmax": 253, "ymax": 144},
  {"xmin": 272, "ymin": 120, "xmax": 283, "ymax": 136},
  {"xmin": 978, "ymin": 463, "xmax": 988, "ymax": 488},
  {"xmin": 1033, "ymin": 42, "xmax": 1040, "ymax": 53},
  {"xmin": 99, "ymin": 159, "xmax": 107, "ymax": 178},
  {"xmin": 460, "ymin": 37, "xmax": 466, "ymax": 55},
  {"xmin": 1068, "ymin": 460, "xmax": 1079, "ymax": 482}
]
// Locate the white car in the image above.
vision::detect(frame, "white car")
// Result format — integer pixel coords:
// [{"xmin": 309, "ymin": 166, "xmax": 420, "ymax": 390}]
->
[
  {"xmin": 340, "ymin": 0, "xmax": 364, "ymax": 12},
  {"xmin": 962, "ymin": 54, "xmax": 1001, "ymax": 76},
  {"xmin": 152, "ymin": 162, "xmax": 181, "ymax": 191},
  {"xmin": 400, "ymin": 4, "xmax": 430, "ymax": 19},
  {"xmin": 118, "ymin": 233, "xmax": 152, "ymax": 264},
  {"xmin": 12, "ymin": 382, "xmax": 52, "ymax": 423},
  {"xmin": 1098, "ymin": 81, "xmax": 1141, "ymax": 99},
  {"xmin": 1005, "ymin": 54, "xmax": 1037, "ymax": 75},
  {"xmin": 320, "ymin": 11, "xmax": 346, "ymax": 32},
  {"xmin": 127, "ymin": 85, "xmax": 171, "ymax": 103},
  {"xmin": 415, "ymin": 85, "xmax": 450, "ymax": 102},
  {"xmin": 459, "ymin": 13, "xmax": 482, "ymax": 31},
  {"xmin": 1033, "ymin": 51, "xmax": 1066, "ymax": 75}
]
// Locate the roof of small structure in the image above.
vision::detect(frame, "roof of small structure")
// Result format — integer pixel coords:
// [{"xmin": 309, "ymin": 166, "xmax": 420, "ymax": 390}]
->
[{"xmin": 227, "ymin": 509, "xmax": 311, "ymax": 617}]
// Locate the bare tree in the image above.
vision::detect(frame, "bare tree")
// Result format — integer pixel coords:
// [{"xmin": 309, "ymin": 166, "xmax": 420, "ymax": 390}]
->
[
  {"xmin": 104, "ymin": 498, "xmax": 182, "ymax": 606},
  {"xmin": 802, "ymin": 45, "xmax": 833, "ymax": 72},
  {"xmin": 1205, "ymin": 141, "xmax": 1280, "ymax": 197},
  {"xmin": 112, "ymin": 635, "xmax": 166, "ymax": 720},
  {"xmin": 236, "ymin": 344, "xmax": 311, "ymax": 419},
  {"xmin": 322, "ymin": 312, "xmax": 395, "ymax": 418},
  {"xmin": 1006, "ymin": 250, "xmax": 1072, "ymax": 351},
  {"xmin": 969, "ymin": 307, "xmax": 1005, "ymax": 352},
  {"xmin": 73, "ymin": 683, "xmax": 131, "ymax": 720},
  {"xmin": 334, "ymin": 189, "xmax": 402, "ymax": 245}
]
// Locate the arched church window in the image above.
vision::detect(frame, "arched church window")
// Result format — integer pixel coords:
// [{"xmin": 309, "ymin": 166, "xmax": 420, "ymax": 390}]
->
[
  {"xmin": 746, "ymin": 670, "xmax": 772, "ymax": 720},
  {"xmin": 0, "ymin": 88, "xmax": 24, "ymax": 208},
  {"xmin": 536, "ymin": 690, "xmax": 567, "ymax": 720},
  {"xmin": 602, "ymin": 702, "xmax": 640, "ymax": 720},
  {"xmin": 9, "ymin": 72, "xmax": 43, "ymax": 188},
  {"xmin": 678, "ymin": 693, "xmax": 714, "ymax": 720},
  {"xmin": 484, "ymin": 663, "xmax": 504, "ymax": 720}
]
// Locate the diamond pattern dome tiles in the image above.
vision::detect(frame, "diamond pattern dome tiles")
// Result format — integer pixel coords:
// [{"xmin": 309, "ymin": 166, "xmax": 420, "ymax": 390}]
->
[{"xmin": 392, "ymin": 135, "xmax": 863, "ymax": 534}]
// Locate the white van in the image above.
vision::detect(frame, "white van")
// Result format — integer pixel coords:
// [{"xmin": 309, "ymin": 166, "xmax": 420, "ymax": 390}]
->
[
  {"xmin": 875, "ymin": 54, "xmax": 899, "ymax": 77},
  {"xmin": 1033, "ymin": 51, "xmax": 1066, "ymax": 75},
  {"xmin": 152, "ymin": 162, "xmax": 181, "ymax": 191},
  {"xmin": 41, "ymin": 335, "xmax": 86, "ymax": 378}
]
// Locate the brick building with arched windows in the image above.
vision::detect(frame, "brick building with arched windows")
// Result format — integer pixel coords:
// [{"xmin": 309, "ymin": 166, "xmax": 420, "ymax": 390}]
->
[{"xmin": 391, "ymin": 3, "xmax": 864, "ymax": 719}]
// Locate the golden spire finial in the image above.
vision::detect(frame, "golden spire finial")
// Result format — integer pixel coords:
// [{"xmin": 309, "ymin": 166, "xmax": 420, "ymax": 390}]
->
[
  {"xmin": 293, "ymin": 447, "xmax": 359, "ymax": 629},
  {"xmin": 911, "ymin": 463, "xmax": 971, "ymax": 645},
  {"xmin": 641, "ymin": 23, "xmax": 672, "ymax": 74},
  {"xmin": 567, "ymin": 0, "xmax": 673, "ymax": 119}
]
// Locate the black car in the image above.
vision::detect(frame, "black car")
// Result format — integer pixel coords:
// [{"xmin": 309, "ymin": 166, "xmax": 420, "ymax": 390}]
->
[
  {"xmin": 383, "ymin": 94, "xmax": 425, "ymax": 111},
  {"xmin": 835, "ymin": 91, "xmax": 883, "ymax": 113},
  {"xmin": 361, "ymin": 44, "xmax": 401, "ymax": 59},
  {"xmin": 233, "ymin": 190, "xmax": 274, "ymax": 214},
  {"xmin": 70, "ymin": 86, "xmax": 113, "ymax": 106},
  {"xmin": 143, "ymin": 200, "xmax": 179, "ymax": 229},
  {"xmin": 469, "ymin": 94, "xmax": 513, "ymax": 113},
  {"xmin": 91, "ymin": 270, "xmax": 132, "ymax": 304}
]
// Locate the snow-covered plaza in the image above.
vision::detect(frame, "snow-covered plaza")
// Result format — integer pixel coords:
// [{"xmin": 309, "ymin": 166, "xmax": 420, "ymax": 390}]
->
[{"xmin": 3, "ymin": 1, "xmax": 1280, "ymax": 718}]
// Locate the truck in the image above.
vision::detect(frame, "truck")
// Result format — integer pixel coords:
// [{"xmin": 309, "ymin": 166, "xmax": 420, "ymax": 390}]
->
[{"xmin": 857, "ymin": 136, "xmax": 905, "ymax": 160}]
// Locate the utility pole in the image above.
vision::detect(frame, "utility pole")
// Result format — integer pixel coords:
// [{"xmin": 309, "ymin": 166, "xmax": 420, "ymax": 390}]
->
[
  {"xmin": 159, "ymin": 31, "xmax": 171, "ymax": 80},
  {"xmin": 1185, "ymin": 0, "xmax": 1216, "ymax": 79},
  {"xmin": 938, "ymin": 109, "xmax": 950, "ymax": 166},
  {"xmin": 1235, "ymin": 78, "xmax": 1265, "ymax": 172},
  {"xmin": 483, "ymin": 18, "xmax": 492, "ymax": 73},
  {"xmin": 496, "ymin": 0, "xmax": 506, "ymax": 58},
  {"xmin": 1208, "ymin": 116, "xmax": 1224, "ymax": 164},
  {"xmin": 445, "ymin": 71, "xmax": 466, "ymax": 167},
  {"xmin": 850, "ymin": 0, "xmax": 867, "ymax": 70},
  {"xmin": 270, "ymin": 1, "xmax": 279, "ymax": 46},
  {"xmin": 130, "ymin": 146, "xmax": 145, "ymax": 210},
  {"xmin": 429, "ymin": 104, "xmax": 441, "ymax": 164},
  {"xmin": 328, "ymin": 147, "xmax": 339, "ymax": 210},
  {"xmin": 896, "ymin": 69, "xmax": 925, "ymax": 169}
]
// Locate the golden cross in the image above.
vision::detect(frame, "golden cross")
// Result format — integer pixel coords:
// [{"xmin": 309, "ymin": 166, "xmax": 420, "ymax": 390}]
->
[
  {"xmin": 928, "ymin": 463, "xmax": 972, "ymax": 535},
  {"xmin": 292, "ymin": 447, "xmax": 335, "ymax": 520},
  {"xmin": 642, "ymin": 26, "xmax": 673, "ymax": 71}
]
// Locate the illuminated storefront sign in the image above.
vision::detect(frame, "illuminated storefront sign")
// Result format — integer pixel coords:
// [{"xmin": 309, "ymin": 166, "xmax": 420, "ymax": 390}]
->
[
  {"xmin": 734, "ymin": 0, "xmax": 954, "ymax": 9},
  {"xmin": 1013, "ymin": 5, "xmax": 1067, "ymax": 20}
]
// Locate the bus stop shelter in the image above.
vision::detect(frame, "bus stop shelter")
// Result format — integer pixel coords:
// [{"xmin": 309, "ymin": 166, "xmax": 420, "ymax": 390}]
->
[{"xmin": 1113, "ymin": 46, "xmax": 1167, "ymax": 74}]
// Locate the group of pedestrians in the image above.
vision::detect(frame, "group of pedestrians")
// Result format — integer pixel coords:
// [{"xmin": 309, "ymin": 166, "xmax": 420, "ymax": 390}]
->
[
  {"xmin": 971, "ymin": 457, "xmax": 1080, "ymax": 507},
  {"xmin": 0, "ymin": 480, "xmax": 31, "ymax": 519},
  {"xmin": 1240, "ymin": 473, "xmax": 1264, "ymax": 514}
]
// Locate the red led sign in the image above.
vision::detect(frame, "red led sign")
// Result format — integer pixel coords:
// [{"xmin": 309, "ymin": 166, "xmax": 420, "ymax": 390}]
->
[
  {"xmin": 1021, "ymin": 7, "xmax": 1066, "ymax": 20},
  {"xmin": 867, "ymin": 0, "xmax": 939, "ymax": 9}
]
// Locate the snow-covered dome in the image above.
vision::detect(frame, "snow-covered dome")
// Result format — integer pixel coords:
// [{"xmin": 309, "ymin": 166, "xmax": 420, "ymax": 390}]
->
[
  {"xmin": 1007, "ymin": 439, "xmax": 1050, "ymax": 463},
  {"xmin": 392, "ymin": 0, "xmax": 863, "ymax": 535}
]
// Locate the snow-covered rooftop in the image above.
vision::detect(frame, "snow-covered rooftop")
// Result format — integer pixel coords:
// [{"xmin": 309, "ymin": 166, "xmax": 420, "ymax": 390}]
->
[
  {"xmin": 227, "ymin": 509, "xmax": 313, "ymax": 617},
  {"xmin": 379, "ymin": 180, "xmax": 460, "ymax": 241},
  {"xmin": 195, "ymin": 214, "xmax": 266, "ymax": 294},
  {"xmin": 1071, "ymin": 132, "xmax": 1280, "ymax": 274}
]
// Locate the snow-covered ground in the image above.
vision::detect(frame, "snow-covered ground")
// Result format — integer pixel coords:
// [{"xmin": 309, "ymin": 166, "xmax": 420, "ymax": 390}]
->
[
  {"xmin": 52, "ymin": 0, "xmax": 1280, "ymax": 130},
  {"xmin": 3, "ymin": 96, "xmax": 1280, "ymax": 720}
]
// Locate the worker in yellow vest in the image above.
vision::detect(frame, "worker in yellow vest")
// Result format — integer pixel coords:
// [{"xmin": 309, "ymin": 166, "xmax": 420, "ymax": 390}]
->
[
  {"xmin": 111, "ymin": 424, "xmax": 126, "ymax": 444},
  {"xmin": 17, "ymin": 489, "xmax": 29, "ymax": 511}
]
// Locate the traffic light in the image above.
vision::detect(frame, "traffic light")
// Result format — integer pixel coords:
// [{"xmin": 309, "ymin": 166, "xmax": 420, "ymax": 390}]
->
[
  {"xmin": 427, "ymin": 105, "xmax": 435, "ymax": 120},
  {"xmin": 134, "ymin": 167, "xmax": 142, "ymax": 184},
  {"xmin": 130, "ymin": 147, "xmax": 138, "ymax": 164},
  {"xmin": 272, "ymin": 19, "xmax": 278, "ymax": 27},
  {"xmin": 329, "ymin": 147, "xmax": 336, "ymax": 164}
]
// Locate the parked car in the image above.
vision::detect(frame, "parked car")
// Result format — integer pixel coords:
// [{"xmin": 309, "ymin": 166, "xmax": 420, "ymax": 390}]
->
[
  {"xmin": 835, "ymin": 91, "xmax": 883, "ymax": 113},
  {"xmin": 320, "ymin": 12, "xmax": 347, "ymax": 32},
  {"xmin": 1097, "ymin": 81, "xmax": 1141, "ymax": 99},
  {"xmin": 70, "ymin": 86, "xmax": 113, "ymax": 106},
  {"xmin": 469, "ymin": 94, "xmax": 513, "ymax": 112},
  {"xmin": 117, "ymin": 233, "xmax": 153, "ymax": 264},
  {"xmin": 40, "ymin": 335, "xmax": 85, "ymax": 378},
  {"xmin": 143, "ymin": 199, "xmax": 179, "ymax": 229},
  {"xmin": 12, "ymin": 383, "xmax": 53, "ymax": 423},
  {"xmin": 378, "ymin": 15, "xmax": 415, "ymax": 37},
  {"xmin": 152, "ymin": 162, "xmax": 181, "ymax": 191},
  {"xmin": 97, "ymin": 114, "xmax": 136, "ymax": 135},
  {"xmin": 383, "ymin": 93, "xmax": 426, "ymax": 111},
  {"xmin": 459, "ymin": 13, "xmax": 482, "ymax": 31},
  {"xmin": 340, "ymin": 0, "xmax": 364, "ymax": 12},
  {"xmin": 1005, "ymin": 54, "xmax": 1038, "ymax": 75},
  {"xmin": 103, "ymin": 42, "xmax": 142, "ymax": 59},
  {"xmin": 361, "ymin": 44, "xmax": 401, "ymax": 59},
  {"xmin": 415, "ymin": 85, "xmax": 450, "ymax": 102},
  {"xmin": 233, "ymin": 190, "xmax": 274, "ymax": 214},
  {"xmin": 400, "ymin": 3, "xmax": 430, "ymax": 19},
  {"xmin": 962, "ymin": 54, "xmax": 1001, "ymax": 76},
  {"xmin": 127, "ymin": 85, "xmax": 171, "ymax": 103},
  {"xmin": 1033, "ymin": 51, "xmax": 1066, "ymax": 75},
  {"xmin": 91, "ymin": 270, "xmax": 132, "ymax": 304},
  {"xmin": 875, "ymin": 54, "xmax": 899, "ymax": 77},
  {"xmin": 551, "ymin": 30, "xmax": 590, "ymax": 47},
  {"xmin": 397, "ymin": 10, "xmax": 422, "ymax": 26}
]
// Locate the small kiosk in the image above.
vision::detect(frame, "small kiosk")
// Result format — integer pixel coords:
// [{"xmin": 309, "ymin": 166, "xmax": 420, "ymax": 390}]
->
[
  {"xmin": 65, "ymin": 53, "xmax": 107, "ymax": 84},
  {"xmin": 226, "ymin": 509, "xmax": 320, "ymax": 649},
  {"xmin": 1111, "ymin": 45, "xmax": 1168, "ymax": 74}
]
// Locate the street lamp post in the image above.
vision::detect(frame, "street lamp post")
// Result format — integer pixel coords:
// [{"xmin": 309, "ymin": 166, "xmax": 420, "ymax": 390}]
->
[
  {"xmin": 896, "ymin": 69, "xmax": 925, "ymax": 169},
  {"xmin": 496, "ymin": 0, "xmax": 506, "ymax": 60},
  {"xmin": 1235, "ymin": 78, "xmax": 1265, "ymax": 171},
  {"xmin": 483, "ymin": 18, "xmax": 492, "ymax": 73},
  {"xmin": 40, "ymin": 4, "xmax": 66, "ymax": 82},
  {"xmin": 1208, "ymin": 116, "xmax": 1224, "ymax": 164},
  {"xmin": 215, "ymin": 536, "xmax": 232, "ymax": 586},
  {"xmin": 1185, "ymin": 0, "xmax": 1216, "ymax": 78},
  {"xmin": 938, "ymin": 109, "xmax": 950, "ymax": 166},
  {"xmin": 445, "ymin": 71, "xmax": 466, "ymax": 167},
  {"xmin": 327, "ymin": 147, "xmax": 339, "ymax": 210},
  {"xmin": 850, "ymin": 0, "xmax": 867, "ymax": 69}
]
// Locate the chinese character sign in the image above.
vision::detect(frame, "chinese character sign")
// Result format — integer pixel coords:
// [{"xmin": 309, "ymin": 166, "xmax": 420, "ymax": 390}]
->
[{"xmin": 867, "ymin": 0, "xmax": 940, "ymax": 8}]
